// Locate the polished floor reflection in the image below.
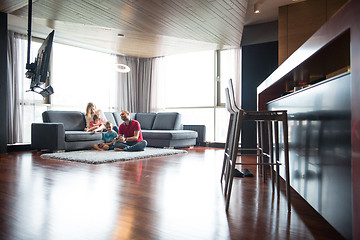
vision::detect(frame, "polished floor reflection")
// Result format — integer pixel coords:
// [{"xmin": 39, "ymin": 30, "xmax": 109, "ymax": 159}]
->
[{"xmin": 0, "ymin": 148, "xmax": 344, "ymax": 239}]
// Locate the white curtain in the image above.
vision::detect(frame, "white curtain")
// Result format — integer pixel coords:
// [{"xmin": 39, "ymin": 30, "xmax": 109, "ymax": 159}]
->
[
  {"xmin": 220, "ymin": 48, "xmax": 242, "ymax": 107},
  {"xmin": 7, "ymin": 31, "xmax": 35, "ymax": 143},
  {"xmin": 137, "ymin": 58, "xmax": 152, "ymax": 112},
  {"xmin": 115, "ymin": 55, "xmax": 137, "ymax": 112},
  {"xmin": 149, "ymin": 57, "xmax": 166, "ymax": 112},
  {"xmin": 115, "ymin": 55, "xmax": 153, "ymax": 113},
  {"xmin": 233, "ymin": 48, "xmax": 242, "ymax": 108}
]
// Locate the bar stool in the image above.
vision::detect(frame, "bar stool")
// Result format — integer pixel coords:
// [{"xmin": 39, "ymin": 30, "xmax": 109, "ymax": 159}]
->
[
  {"xmin": 221, "ymin": 79, "xmax": 266, "ymax": 184},
  {"xmin": 220, "ymin": 88, "xmax": 237, "ymax": 184},
  {"xmin": 221, "ymin": 79, "xmax": 271, "ymax": 186},
  {"xmin": 222, "ymin": 80, "xmax": 291, "ymax": 212}
]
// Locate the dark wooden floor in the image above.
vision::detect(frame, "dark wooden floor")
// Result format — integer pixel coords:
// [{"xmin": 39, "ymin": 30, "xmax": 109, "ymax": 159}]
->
[{"xmin": 0, "ymin": 147, "xmax": 344, "ymax": 240}]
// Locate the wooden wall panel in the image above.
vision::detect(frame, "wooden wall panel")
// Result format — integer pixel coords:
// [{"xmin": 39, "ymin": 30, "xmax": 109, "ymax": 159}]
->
[
  {"xmin": 278, "ymin": 6, "xmax": 288, "ymax": 66},
  {"xmin": 327, "ymin": 0, "xmax": 349, "ymax": 19},
  {"xmin": 287, "ymin": 0, "xmax": 326, "ymax": 58},
  {"xmin": 278, "ymin": 0, "xmax": 348, "ymax": 65}
]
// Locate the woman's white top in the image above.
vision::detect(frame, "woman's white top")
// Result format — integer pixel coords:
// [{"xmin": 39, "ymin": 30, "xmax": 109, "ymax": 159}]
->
[{"xmin": 85, "ymin": 109, "xmax": 107, "ymax": 128}]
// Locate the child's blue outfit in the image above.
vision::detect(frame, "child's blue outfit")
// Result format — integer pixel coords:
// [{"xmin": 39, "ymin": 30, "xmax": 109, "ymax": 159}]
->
[{"xmin": 102, "ymin": 130, "xmax": 118, "ymax": 150}]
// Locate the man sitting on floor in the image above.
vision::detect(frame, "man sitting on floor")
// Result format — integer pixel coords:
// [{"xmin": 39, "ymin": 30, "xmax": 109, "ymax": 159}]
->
[{"xmin": 114, "ymin": 110, "xmax": 148, "ymax": 151}]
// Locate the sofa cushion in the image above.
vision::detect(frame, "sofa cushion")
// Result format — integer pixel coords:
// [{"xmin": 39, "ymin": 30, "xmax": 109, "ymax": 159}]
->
[
  {"xmin": 65, "ymin": 131, "xmax": 103, "ymax": 142},
  {"xmin": 43, "ymin": 111, "xmax": 85, "ymax": 131},
  {"xmin": 103, "ymin": 112, "xmax": 117, "ymax": 126},
  {"xmin": 135, "ymin": 113, "xmax": 157, "ymax": 130},
  {"xmin": 112, "ymin": 112, "xmax": 136, "ymax": 126},
  {"xmin": 112, "ymin": 112, "xmax": 122, "ymax": 126},
  {"xmin": 142, "ymin": 130, "xmax": 197, "ymax": 140},
  {"xmin": 152, "ymin": 112, "xmax": 181, "ymax": 130},
  {"xmin": 130, "ymin": 113, "xmax": 136, "ymax": 121}
]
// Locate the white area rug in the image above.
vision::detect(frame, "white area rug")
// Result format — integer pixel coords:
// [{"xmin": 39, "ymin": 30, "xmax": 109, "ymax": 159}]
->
[{"xmin": 41, "ymin": 147, "xmax": 187, "ymax": 164}]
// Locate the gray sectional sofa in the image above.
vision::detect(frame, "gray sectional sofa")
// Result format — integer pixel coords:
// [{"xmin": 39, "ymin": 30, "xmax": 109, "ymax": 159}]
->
[
  {"xmin": 31, "ymin": 110, "xmax": 200, "ymax": 152},
  {"xmin": 104, "ymin": 112, "xmax": 198, "ymax": 148}
]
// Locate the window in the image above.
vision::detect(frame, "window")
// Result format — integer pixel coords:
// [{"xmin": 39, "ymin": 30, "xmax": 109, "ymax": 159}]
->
[
  {"xmin": 160, "ymin": 51, "xmax": 215, "ymax": 141},
  {"xmin": 160, "ymin": 49, "xmax": 241, "ymax": 142},
  {"xmin": 216, "ymin": 49, "xmax": 242, "ymax": 142},
  {"xmin": 11, "ymin": 33, "xmax": 240, "ymax": 144},
  {"xmin": 163, "ymin": 51, "xmax": 215, "ymax": 108},
  {"xmin": 219, "ymin": 49, "xmax": 241, "ymax": 107},
  {"xmin": 12, "ymin": 40, "xmax": 117, "ymax": 143},
  {"xmin": 51, "ymin": 43, "xmax": 116, "ymax": 112},
  {"xmin": 13, "ymin": 38, "xmax": 44, "ymax": 143}
]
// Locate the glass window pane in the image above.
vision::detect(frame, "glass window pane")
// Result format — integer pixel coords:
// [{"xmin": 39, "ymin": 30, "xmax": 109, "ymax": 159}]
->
[
  {"xmin": 51, "ymin": 43, "xmax": 116, "ymax": 112},
  {"xmin": 14, "ymin": 40, "xmax": 240, "ymax": 144},
  {"xmin": 16, "ymin": 39, "xmax": 44, "ymax": 143},
  {"xmin": 163, "ymin": 51, "xmax": 215, "ymax": 108},
  {"xmin": 215, "ymin": 108, "xmax": 230, "ymax": 143}
]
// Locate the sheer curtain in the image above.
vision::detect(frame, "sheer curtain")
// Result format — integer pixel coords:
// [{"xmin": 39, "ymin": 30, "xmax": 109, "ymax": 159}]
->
[
  {"xmin": 116, "ymin": 55, "xmax": 137, "ymax": 112},
  {"xmin": 137, "ymin": 58, "xmax": 152, "ymax": 112},
  {"xmin": 232, "ymin": 48, "xmax": 242, "ymax": 108},
  {"xmin": 220, "ymin": 48, "xmax": 242, "ymax": 107},
  {"xmin": 115, "ymin": 55, "xmax": 153, "ymax": 113},
  {"xmin": 149, "ymin": 57, "xmax": 166, "ymax": 112},
  {"xmin": 6, "ymin": 31, "xmax": 34, "ymax": 143}
]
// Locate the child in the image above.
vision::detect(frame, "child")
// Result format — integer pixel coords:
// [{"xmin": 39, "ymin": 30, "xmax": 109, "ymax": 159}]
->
[
  {"xmin": 86, "ymin": 113, "xmax": 105, "ymax": 132},
  {"xmin": 93, "ymin": 121, "xmax": 118, "ymax": 151}
]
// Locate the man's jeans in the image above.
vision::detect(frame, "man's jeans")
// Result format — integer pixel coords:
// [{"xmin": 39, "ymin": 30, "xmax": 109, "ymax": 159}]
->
[{"xmin": 114, "ymin": 140, "xmax": 147, "ymax": 151}]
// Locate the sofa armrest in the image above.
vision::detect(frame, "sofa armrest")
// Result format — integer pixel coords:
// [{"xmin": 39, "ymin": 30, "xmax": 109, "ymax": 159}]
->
[{"xmin": 31, "ymin": 123, "xmax": 65, "ymax": 151}]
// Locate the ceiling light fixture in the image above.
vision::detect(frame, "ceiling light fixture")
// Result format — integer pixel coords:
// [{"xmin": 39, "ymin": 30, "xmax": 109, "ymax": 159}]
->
[
  {"xmin": 115, "ymin": 63, "xmax": 131, "ymax": 73},
  {"xmin": 115, "ymin": 33, "xmax": 130, "ymax": 73},
  {"xmin": 254, "ymin": 3, "xmax": 260, "ymax": 14}
]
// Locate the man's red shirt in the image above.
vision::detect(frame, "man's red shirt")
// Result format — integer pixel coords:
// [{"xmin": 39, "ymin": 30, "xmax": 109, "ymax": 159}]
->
[{"xmin": 119, "ymin": 120, "xmax": 143, "ymax": 142}]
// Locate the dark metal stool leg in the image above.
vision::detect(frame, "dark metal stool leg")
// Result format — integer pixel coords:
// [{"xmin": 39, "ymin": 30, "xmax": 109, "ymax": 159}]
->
[
  {"xmin": 221, "ymin": 114, "xmax": 234, "ymax": 183},
  {"xmin": 259, "ymin": 121, "xmax": 267, "ymax": 182},
  {"xmin": 274, "ymin": 121, "xmax": 280, "ymax": 198},
  {"xmin": 224, "ymin": 111, "xmax": 239, "ymax": 196},
  {"xmin": 268, "ymin": 120, "xmax": 275, "ymax": 190},
  {"xmin": 282, "ymin": 114, "xmax": 291, "ymax": 212},
  {"xmin": 256, "ymin": 121, "xmax": 262, "ymax": 173}
]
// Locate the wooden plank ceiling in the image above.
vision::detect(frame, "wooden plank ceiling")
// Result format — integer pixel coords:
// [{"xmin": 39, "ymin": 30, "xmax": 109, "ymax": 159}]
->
[{"xmin": 1, "ymin": 0, "xmax": 248, "ymax": 58}]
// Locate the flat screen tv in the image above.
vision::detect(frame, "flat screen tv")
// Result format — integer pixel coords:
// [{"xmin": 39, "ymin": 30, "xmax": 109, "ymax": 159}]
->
[{"xmin": 26, "ymin": 30, "xmax": 55, "ymax": 97}]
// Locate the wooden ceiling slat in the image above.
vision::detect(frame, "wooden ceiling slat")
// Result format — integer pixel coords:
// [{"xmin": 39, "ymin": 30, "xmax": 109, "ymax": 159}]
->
[
  {"xmin": 166, "ymin": 0, "xmax": 238, "ymax": 43},
  {"xmin": 5, "ymin": 0, "xmax": 249, "ymax": 58},
  {"xmin": 207, "ymin": 0, "xmax": 246, "ymax": 29},
  {"xmin": 139, "ymin": 1, "xmax": 218, "ymax": 42},
  {"xmin": 190, "ymin": 1, "xmax": 243, "ymax": 45}
]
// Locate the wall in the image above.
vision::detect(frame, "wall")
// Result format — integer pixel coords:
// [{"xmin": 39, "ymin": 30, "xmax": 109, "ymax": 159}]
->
[
  {"xmin": 241, "ymin": 41, "xmax": 278, "ymax": 148},
  {"xmin": 0, "ymin": 12, "xmax": 7, "ymax": 153},
  {"xmin": 241, "ymin": 21, "xmax": 278, "ymax": 46},
  {"xmin": 240, "ymin": 22, "xmax": 279, "ymax": 148}
]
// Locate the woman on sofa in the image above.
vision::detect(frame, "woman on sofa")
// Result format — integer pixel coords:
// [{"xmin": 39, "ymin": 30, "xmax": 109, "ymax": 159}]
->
[
  {"xmin": 84, "ymin": 102, "xmax": 107, "ymax": 132},
  {"xmin": 86, "ymin": 113, "xmax": 105, "ymax": 133}
]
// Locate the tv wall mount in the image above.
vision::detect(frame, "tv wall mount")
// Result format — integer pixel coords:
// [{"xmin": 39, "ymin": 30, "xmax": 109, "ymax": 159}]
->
[{"xmin": 25, "ymin": 0, "xmax": 55, "ymax": 97}]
